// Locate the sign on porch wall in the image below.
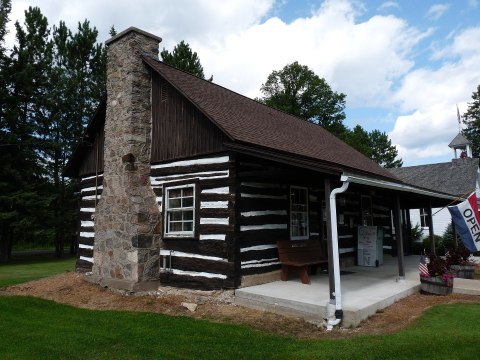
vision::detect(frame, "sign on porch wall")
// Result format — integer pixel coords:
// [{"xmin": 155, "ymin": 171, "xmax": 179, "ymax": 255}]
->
[
  {"xmin": 448, "ymin": 192, "xmax": 480, "ymax": 253},
  {"xmin": 357, "ymin": 226, "xmax": 383, "ymax": 267}
]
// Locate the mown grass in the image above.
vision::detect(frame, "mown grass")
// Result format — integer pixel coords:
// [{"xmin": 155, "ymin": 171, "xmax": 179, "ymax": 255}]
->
[
  {"xmin": 0, "ymin": 296, "xmax": 478, "ymax": 360},
  {"xmin": 0, "ymin": 256, "xmax": 75, "ymax": 287}
]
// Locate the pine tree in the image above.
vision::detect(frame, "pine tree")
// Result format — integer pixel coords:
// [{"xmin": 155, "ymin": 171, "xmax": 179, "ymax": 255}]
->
[
  {"xmin": 0, "ymin": 6, "xmax": 54, "ymax": 261},
  {"xmin": 161, "ymin": 40, "xmax": 206, "ymax": 79},
  {"xmin": 463, "ymin": 85, "xmax": 480, "ymax": 157}
]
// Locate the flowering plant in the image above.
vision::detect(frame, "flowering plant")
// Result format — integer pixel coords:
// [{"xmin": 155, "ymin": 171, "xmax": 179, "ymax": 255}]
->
[
  {"xmin": 446, "ymin": 245, "xmax": 473, "ymax": 266},
  {"xmin": 426, "ymin": 253, "xmax": 455, "ymax": 286}
]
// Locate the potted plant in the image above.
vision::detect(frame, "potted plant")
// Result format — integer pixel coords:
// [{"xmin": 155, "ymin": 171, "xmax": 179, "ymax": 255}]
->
[
  {"xmin": 446, "ymin": 245, "xmax": 475, "ymax": 279},
  {"xmin": 420, "ymin": 253, "xmax": 454, "ymax": 295}
]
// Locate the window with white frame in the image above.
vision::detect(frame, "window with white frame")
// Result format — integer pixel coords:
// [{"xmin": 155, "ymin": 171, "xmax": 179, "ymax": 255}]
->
[
  {"xmin": 290, "ymin": 186, "xmax": 309, "ymax": 240},
  {"xmin": 164, "ymin": 184, "xmax": 195, "ymax": 237},
  {"xmin": 420, "ymin": 208, "xmax": 428, "ymax": 228}
]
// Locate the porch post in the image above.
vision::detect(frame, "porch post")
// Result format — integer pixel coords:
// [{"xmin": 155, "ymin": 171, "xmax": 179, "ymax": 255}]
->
[
  {"xmin": 324, "ymin": 178, "xmax": 335, "ymax": 302},
  {"xmin": 393, "ymin": 194, "xmax": 405, "ymax": 279},
  {"xmin": 427, "ymin": 203, "xmax": 435, "ymax": 255}
]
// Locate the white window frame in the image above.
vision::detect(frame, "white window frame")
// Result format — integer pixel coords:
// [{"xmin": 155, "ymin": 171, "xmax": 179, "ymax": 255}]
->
[
  {"xmin": 290, "ymin": 186, "xmax": 309, "ymax": 240},
  {"xmin": 164, "ymin": 184, "xmax": 195, "ymax": 238},
  {"xmin": 420, "ymin": 208, "xmax": 428, "ymax": 228}
]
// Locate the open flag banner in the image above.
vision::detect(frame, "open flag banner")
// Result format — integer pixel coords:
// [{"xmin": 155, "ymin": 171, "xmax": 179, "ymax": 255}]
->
[{"xmin": 448, "ymin": 192, "xmax": 480, "ymax": 253}]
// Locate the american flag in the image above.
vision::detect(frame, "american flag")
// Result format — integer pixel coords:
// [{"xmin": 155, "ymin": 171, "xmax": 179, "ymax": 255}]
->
[
  {"xmin": 419, "ymin": 255, "xmax": 429, "ymax": 277},
  {"xmin": 457, "ymin": 104, "xmax": 462, "ymax": 124}
]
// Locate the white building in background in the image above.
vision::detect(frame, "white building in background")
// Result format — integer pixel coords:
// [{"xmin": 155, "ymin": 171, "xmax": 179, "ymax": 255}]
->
[{"xmin": 390, "ymin": 132, "xmax": 480, "ymax": 237}]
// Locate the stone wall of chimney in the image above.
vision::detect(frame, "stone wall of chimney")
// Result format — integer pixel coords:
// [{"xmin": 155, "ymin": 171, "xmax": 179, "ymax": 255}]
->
[{"xmin": 91, "ymin": 28, "xmax": 162, "ymax": 291}]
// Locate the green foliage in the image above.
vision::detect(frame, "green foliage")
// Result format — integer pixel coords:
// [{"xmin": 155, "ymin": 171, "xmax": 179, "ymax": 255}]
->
[
  {"xmin": 442, "ymin": 222, "xmax": 459, "ymax": 251},
  {"xmin": 161, "ymin": 40, "xmax": 206, "ymax": 79},
  {"xmin": 344, "ymin": 126, "xmax": 402, "ymax": 168},
  {"xmin": 0, "ymin": 5, "xmax": 105, "ymax": 260},
  {"xmin": 0, "ymin": 255, "xmax": 75, "ymax": 286},
  {"xmin": 259, "ymin": 61, "xmax": 348, "ymax": 138},
  {"xmin": 369, "ymin": 129, "xmax": 403, "ymax": 168},
  {"xmin": 420, "ymin": 234, "xmax": 444, "ymax": 255},
  {"xmin": 463, "ymin": 84, "xmax": 480, "ymax": 157},
  {"xmin": 259, "ymin": 62, "xmax": 402, "ymax": 167},
  {"xmin": 0, "ymin": 297, "xmax": 479, "ymax": 359}
]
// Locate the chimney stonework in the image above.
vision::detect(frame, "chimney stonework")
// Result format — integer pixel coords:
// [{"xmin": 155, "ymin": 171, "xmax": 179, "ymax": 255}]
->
[{"xmin": 91, "ymin": 28, "xmax": 162, "ymax": 291}]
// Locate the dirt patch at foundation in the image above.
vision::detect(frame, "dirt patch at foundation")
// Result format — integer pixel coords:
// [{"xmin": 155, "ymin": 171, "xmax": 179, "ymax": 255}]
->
[{"xmin": 1, "ymin": 272, "xmax": 478, "ymax": 339}]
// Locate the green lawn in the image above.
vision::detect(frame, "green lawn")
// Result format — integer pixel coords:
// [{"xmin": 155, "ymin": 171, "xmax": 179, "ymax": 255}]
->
[
  {"xmin": 0, "ymin": 256, "xmax": 76, "ymax": 287},
  {"xmin": 0, "ymin": 257, "xmax": 478, "ymax": 359},
  {"xmin": 0, "ymin": 296, "xmax": 478, "ymax": 360}
]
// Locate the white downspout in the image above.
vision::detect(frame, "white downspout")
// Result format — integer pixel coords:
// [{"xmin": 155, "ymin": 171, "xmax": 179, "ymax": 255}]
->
[{"xmin": 326, "ymin": 179, "xmax": 349, "ymax": 329}]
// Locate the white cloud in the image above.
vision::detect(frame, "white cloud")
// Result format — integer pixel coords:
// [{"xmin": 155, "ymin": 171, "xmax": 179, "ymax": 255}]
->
[
  {"xmin": 377, "ymin": 1, "xmax": 400, "ymax": 11},
  {"xmin": 468, "ymin": 0, "xmax": 479, "ymax": 8},
  {"xmin": 389, "ymin": 26, "xmax": 480, "ymax": 165},
  {"xmin": 425, "ymin": 4, "xmax": 450, "ymax": 20}
]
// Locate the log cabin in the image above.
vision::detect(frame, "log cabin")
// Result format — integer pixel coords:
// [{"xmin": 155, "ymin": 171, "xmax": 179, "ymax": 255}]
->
[{"xmin": 64, "ymin": 27, "xmax": 458, "ymax": 308}]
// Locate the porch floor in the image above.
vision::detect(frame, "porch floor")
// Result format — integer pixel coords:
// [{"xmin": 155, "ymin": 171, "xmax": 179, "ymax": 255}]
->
[{"xmin": 235, "ymin": 255, "xmax": 479, "ymax": 328}]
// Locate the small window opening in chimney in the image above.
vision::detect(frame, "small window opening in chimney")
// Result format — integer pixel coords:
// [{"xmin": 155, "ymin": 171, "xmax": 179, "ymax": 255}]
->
[{"xmin": 161, "ymin": 83, "xmax": 168, "ymax": 102}]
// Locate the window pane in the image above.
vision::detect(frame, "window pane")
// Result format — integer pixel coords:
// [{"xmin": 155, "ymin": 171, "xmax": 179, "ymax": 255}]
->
[
  {"xmin": 169, "ymin": 189, "xmax": 182, "ymax": 198},
  {"xmin": 183, "ymin": 221, "xmax": 193, "ymax": 232},
  {"xmin": 183, "ymin": 210, "xmax": 193, "ymax": 221},
  {"xmin": 168, "ymin": 198, "xmax": 181, "ymax": 208},
  {"xmin": 170, "ymin": 222, "xmax": 182, "ymax": 232},
  {"xmin": 183, "ymin": 197, "xmax": 193, "ymax": 207},
  {"xmin": 171, "ymin": 212, "xmax": 183, "ymax": 221},
  {"xmin": 183, "ymin": 187, "xmax": 193, "ymax": 197}
]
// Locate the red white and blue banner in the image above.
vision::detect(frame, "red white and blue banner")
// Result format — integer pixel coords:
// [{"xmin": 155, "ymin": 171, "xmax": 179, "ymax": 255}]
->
[{"xmin": 448, "ymin": 192, "xmax": 480, "ymax": 253}]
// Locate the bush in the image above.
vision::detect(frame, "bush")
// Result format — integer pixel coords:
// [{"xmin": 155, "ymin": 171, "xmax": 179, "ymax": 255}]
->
[
  {"xmin": 442, "ymin": 222, "xmax": 459, "ymax": 251},
  {"xmin": 446, "ymin": 244, "xmax": 472, "ymax": 266},
  {"xmin": 419, "ymin": 235, "xmax": 443, "ymax": 255}
]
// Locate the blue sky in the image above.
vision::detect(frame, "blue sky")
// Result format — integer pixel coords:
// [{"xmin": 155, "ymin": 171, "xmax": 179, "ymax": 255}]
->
[{"xmin": 7, "ymin": 0, "xmax": 480, "ymax": 166}]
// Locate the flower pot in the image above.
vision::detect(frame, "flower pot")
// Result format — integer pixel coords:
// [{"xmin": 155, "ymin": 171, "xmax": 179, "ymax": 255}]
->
[
  {"xmin": 450, "ymin": 264, "xmax": 475, "ymax": 279},
  {"xmin": 420, "ymin": 276, "xmax": 453, "ymax": 295}
]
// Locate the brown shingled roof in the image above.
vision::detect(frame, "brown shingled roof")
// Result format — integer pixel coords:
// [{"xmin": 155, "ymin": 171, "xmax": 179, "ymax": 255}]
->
[{"xmin": 142, "ymin": 56, "xmax": 398, "ymax": 181}]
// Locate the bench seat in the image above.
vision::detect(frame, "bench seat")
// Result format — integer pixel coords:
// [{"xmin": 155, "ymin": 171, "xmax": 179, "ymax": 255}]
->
[{"xmin": 277, "ymin": 240, "xmax": 328, "ymax": 284}]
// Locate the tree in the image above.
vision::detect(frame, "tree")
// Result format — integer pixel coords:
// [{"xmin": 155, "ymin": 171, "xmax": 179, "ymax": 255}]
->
[
  {"xmin": 44, "ymin": 20, "xmax": 106, "ymax": 257},
  {"xmin": 160, "ymin": 40, "xmax": 206, "ymax": 79},
  {"xmin": 463, "ymin": 85, "xmax": 480, "ymax": 157},
  {"xmin": 369, "ymin": 130, "xmax": 403, "ymax": 168},
  {"xmin": 259, "ymin": 61, "xmax": 347, "ymax": 138},
  {"xmin": 0, "ymin": 6, "xmax": 55, "ymax": 261},
  {"xmin": 344, "ymin": 125, "xmax": 372, "ymax": 158},
  {"xmin": 344, "ymin": 126, "xmax": 402, "ymax": 168}
]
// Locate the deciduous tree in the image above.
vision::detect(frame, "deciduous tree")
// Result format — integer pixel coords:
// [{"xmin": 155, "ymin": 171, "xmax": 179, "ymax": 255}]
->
[{"xmin": 259, "ymin": 61, "xmax": 347, "ymax": 138}]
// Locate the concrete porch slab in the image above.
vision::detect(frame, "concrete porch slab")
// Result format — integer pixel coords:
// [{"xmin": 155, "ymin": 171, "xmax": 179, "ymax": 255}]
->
[{"xmin": 235, "ymin": 256, "xmax": 421, "ymax": 328}]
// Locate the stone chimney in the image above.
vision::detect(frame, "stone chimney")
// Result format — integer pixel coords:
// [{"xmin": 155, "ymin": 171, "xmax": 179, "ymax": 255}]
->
[{"xmin": 91, "ymin": 28, "xmax": 162, "ymax": 291}]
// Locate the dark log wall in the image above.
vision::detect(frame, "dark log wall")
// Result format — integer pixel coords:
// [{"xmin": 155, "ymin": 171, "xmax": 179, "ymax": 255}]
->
[
  {"xmin": 237, "ymin": 159, "xmax": 326, "ymax": 278},
  {"xmin": 372, "ymin": 195, "xmax": 394, "ymax": 254},
  {"xmin": 151, "ymin": 154, "xmax": 237, "ymax": 289},
  {"xmin": 76, "ymin": 173, "xmax": 103, "ymax": 272},
  {"xmin": 335, "ymin": 189, "xmax": 394, "ymax": 259},
  {"xmin": 78, "ymin": 127, "xmax": 105, "ymax": 177},
  {"xmin": 151, "ymin": 72, "xmax": 228, "ymax": 163}
]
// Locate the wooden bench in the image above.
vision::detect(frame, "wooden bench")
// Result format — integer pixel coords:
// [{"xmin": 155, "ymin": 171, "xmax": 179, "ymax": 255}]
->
[{"xmin": 277, "ymin": 240, "xmax": 328, "ymax": 284}]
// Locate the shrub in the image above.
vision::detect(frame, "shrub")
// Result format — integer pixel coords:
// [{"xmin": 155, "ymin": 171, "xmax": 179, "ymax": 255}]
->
[
  {"xmin": 446, "ymin": 244, "xmax": 472, "ymax": 266},
  {"xmin": 421, "ymin": 235, "xmax": 444, "ymax": 255}
]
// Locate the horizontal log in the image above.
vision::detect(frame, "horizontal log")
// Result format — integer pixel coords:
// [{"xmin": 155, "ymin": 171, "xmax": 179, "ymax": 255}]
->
[
  {"xmin": 76, "ymin": 259, "xmax": 93, "ymax": 272},
  {"xmin": 241, "ymin": 263, "xmax": 281, "ymax": 276},
  {"xmin": 169, "ymin": 256, "xmax": 233, "ymax": 275},
  {"xmin": 150, "ymin": 162, "xmax": 230, "ymax": 177},
  {"xmin": 162, "ymin": 239, "xmax": 228, "ymax": 258},
  {"xmin": 77, "ymin": 247, "xmax": 94, "ymax": 258},
  {"xmin": 159, "ymin": 273, "xmax": 235, "ymax": 289},
  {"xmin": 238, "ymin": 214, "xmax": 288, "ymax": 226}
]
